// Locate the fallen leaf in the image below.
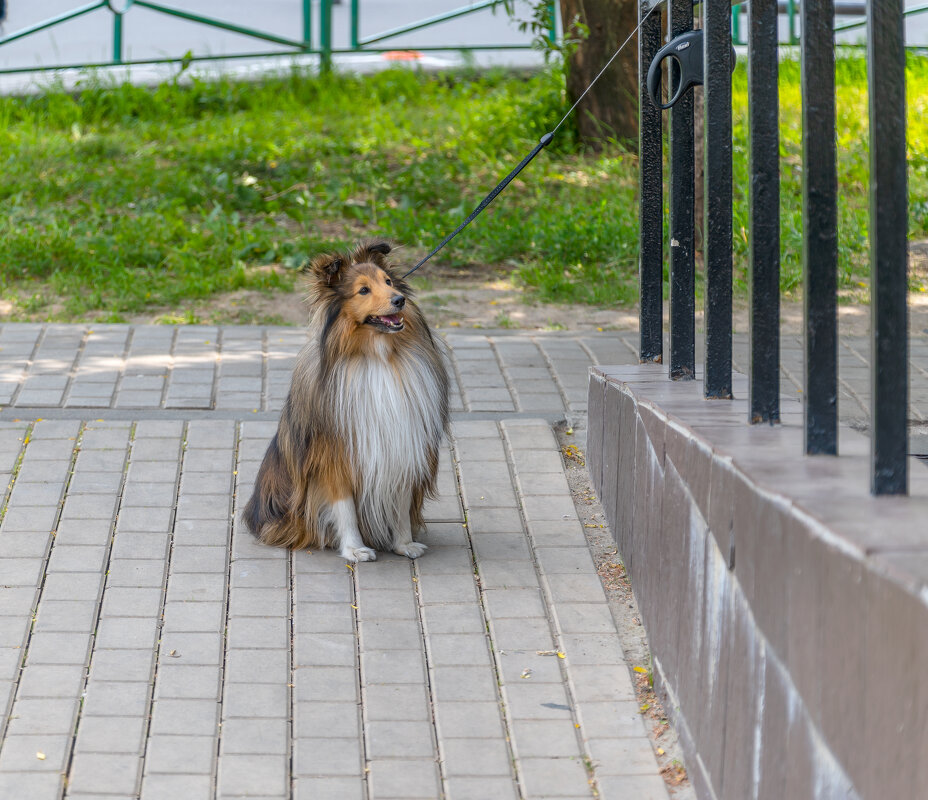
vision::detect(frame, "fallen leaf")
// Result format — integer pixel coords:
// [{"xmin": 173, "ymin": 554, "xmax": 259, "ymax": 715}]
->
[
  {"xmin": 345, "ymin": 563, "xmax": 354, "ymax": 572},
  {"xmin": 350, "ymin": 604, "xmax": 358, "ymax": 609},
  {"xmin": 36, "ymin": 752, "xmax": 45, "ymax": 760},
  {"xmin": 520, "ymin": 668, "xmax": 533, "ymax": 679},
  {"xmin": 633, "ymin": 666, "xmax": 648, "ymax": 674},
  {"xmin": 657, "ymin": 747, "xmax": 665, "ymax": 755},
  {"xmin": 557, "ymin": 651, "xmax": 566, "ymax": 659},
  {"xmin": 639, "ymin": 703, "xmax": 651, "ymax": 713},
  {"xmin": 169, "ymin": 650, "xmax": 180, "ymax": 658}
]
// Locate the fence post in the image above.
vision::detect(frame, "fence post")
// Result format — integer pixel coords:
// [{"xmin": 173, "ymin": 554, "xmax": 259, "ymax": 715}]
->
[
  {"xmin": 112, "ymin": 6, "xmax": 123, "ymax": 64},
  {"xmin": 703, "ymin": 0, "xmax": 733, "ymax": 399},
  {"xmin": 868, "ymin": 0, "xmax": 908, "ymax": 494},
  {"xmin": 320, "ymin": 0, "xmax": 333, "ymax": 71},
  {"xmin": 801, "ymin": 0, "xmax": 838, "ymax": 454},
  {"xmin": 351, "ymin": 0, "xmax": 359, "ymax": 49},
  {"xmin": 302, "ymin": 0, "xmax": 312, "ymax": 50},
  {"xmin": 638, "ymin": 0, "xmax": 663, "ymax": 364},
  {"xmin": 547, "ymin": 0, "xmax": 557, "ymax": 44},
  {"xmin": 748, "ymin": 0, "xmax": 781, "ymax": 423},
  {"xmin": 668, "ymin": 0, "xmax": 695, "ymax": 380}
]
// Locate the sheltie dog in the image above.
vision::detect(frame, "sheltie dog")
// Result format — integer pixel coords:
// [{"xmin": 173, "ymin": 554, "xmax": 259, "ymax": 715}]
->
[{"xmin": 243, "ymin": 241, "xmax": 450, "ymax": 562}]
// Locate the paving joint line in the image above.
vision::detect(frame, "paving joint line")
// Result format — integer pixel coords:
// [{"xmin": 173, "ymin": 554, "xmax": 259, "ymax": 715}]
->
[
  {"xmin": 445, "ymin": 338, "xmax": 473, "ymax": 413},
  {"xmin": 533, "ymin": 337, "xmax": 573, "ymax": 413},
  {"xmin": 112, "ymin": 325, "xmax": 137, "ymax": 411},
  {"xmin": 0, "ymin": 419, "xmax": 33, "ymax": 528},
  {"xmin": 485, "ymin": 335, "xmax": 520, "ymax": 412},
  {"xmin": 60, "ymin": 326, "xmax": 91, "ymax": 408}
]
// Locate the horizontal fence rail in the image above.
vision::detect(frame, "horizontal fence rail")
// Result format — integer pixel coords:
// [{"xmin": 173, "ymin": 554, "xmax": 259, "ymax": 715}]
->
[
  {"xmin": 0, "ymin": 0, "xmax": 556, "ymax": 75},
  {"xmin": 638, "ymin": 0, "xmax": 910, "ymax": 494}
]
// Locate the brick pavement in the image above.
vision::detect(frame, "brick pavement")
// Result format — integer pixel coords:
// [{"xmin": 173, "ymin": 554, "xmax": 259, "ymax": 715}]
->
[{"xmin": 0, "ymin": 322, "xmax": 926, "ymax": 799}]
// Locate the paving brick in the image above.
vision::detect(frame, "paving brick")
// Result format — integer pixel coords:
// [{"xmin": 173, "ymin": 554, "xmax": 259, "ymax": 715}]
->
[
  {"xmin": 356, "ymin": 589, "xmax": 418, "ymax": 620},
  {"xmin": 25, "ymin": 632, "xmax": 93, "ymax": 665},
  {"xmin": 145, "ymin": 734, "xmax": 216, "ymax": 774},
  {"xmin": 444, "ymin": 776, "xmax": 520, "ymax": 800},
  {"xmin": 226, "ymin": 617, "xmax": 288, "ymax": 650},
  {"xmin": 45, "ymin": 544, "xmax": 108, "ymax": 573},
  {"xmin": 101, "ymin": 587, "xmax": 164, "ymax": 618},
  {"xmin": 442, "ymin": 737, "xmax": 512, "ymax": 776},
  {"xmin": 223, "ymin": 682, "xmax": 289, "ymax": 718},
  {"xmin": 106, "ymin": 559, "xmax": 167, "ymax": 588},
  {"xmin": 148, "ymin": 699, "xmax": 220, "ymax": 736},
  {"xmin": 428, "ymin": 633, "xmax": 492, "ymax": 666},
  {"xmin": 154, "ymin": 665, "xmax": 221, "ymax": 700},
  {"xmin": 228, "ymin": 588, "xmax": 289, "ymax": 618},
  {"xmin": 489, "ymin": 617, "xmax": 555, "ymax": 651},
  {"xmin": 434, "ymin": 701, "xmax": 506, "ymax": 739},
  {"xmin": 17, "ymin": 664, "xmax": 87, "ymax": 699},
  {"xmin": 294, "ymin": 702, "xmax": 360, "ymax": 739},
  {"xmin": 367, "ymin": 720, "xmax": 435, "ymax": 758},
  {"xmin": 166, "ymin": 573, "xmax": 226, "ymax": 603},
  {"xmin": 0, "ymin": 771, "xmax": 63, "ymax": 798},
  {"xmin": 140, "ymin": 773, "xmax": 214, "ymax": 800},
  {"xmin": 0, "ymin": 531, "xmax": 53, "ymax": 559},
  {"xmin": 558, "ymin": 633, "xmax": 625, "ymax": 666},
  {"xmin": 368, "ymin": 758, "xmax": 441, "ymax": 798},
  {"xmin": 221, "ymin": 718, "xmax": 289, "ymax": 755},
  {"xmin": 54, "ymin": 519, "xmax": 114, "ymax": 546},
  {"xmin": 364, "ymin": 683, "xmax": 431, "ymax": 721},
  {"xmin": 41, "ymin": 572, "xmax": 103, "ymax": 601},
  {"xmin": 160, "ymin": 632, "xmax": 223, "ymax": 665},
  {"xmin": 509, "ymin": 719, "xmax": 583, "ymax": 757},
  {"xmin": 217, "ymin": 754, "xmax": 288, "ymax": 796},
  {"xmin": 359, "ymin": 619, "xmax": 426, "ymax": 654},
  {"xmin": 503, "ymin": 682, "xmax": 573, "ymax": 720},
  {"xmin": 518, "ymin": 756, "xmax": 590, "ymax": 797},
  {"xmin": 293, "ymin": 737, "xmax": 362, "ymax": 776},
  {"xmin": 0, "ymin": 586, "xmax": 39, "ymax": 617},
  {"xmin": 95, "ymin": 617, "xmax": 159, "ymax": 650},
  {"xmin": 161, "ymin": 601, "xmax": 224, "ymax": 633},
  {"xmin": 421, "ymin": 603, "xmax": 486, "ymax": 635},
  {"xmin": 293, "ymin": 776, "xmax": 364, "ymax": 800},
  {"xmin": 353, "ymin": 637, "xmax": 429, "ymax": 682},
  {"xmin": 594, "ymin": 774, "xmax": 670, "ymax": 799},
  {"xmin": 68, "ymin": 753, "xmax": 142, "ymax": 795},
  {"xmin": 89, "ymin": 649, "xmax": 156, "ymax": 683},
  {"xmin": 432, "ymin": 666, "xmax": 499, "ymax": 703},
  {"xmin": 82, "ymin": 680, "xmax": 152, "ymax": 717},
  {"xmin": 587, "ymin": 736, "xmax": 662, "ymax": 776},
  {"xmin": 6, "ymin": 698, "xmax": 79, "ymax": 735},
  {"xmin": 0, "ymin": 732, "xmax": 71, "ymax": 772},
  {"xmin": 295, "ymin": 666, "xmax": 358, "ymax": 702},
  {"xmin": 116, "ymin": 506, "xmax": 174, "ymax": 533},
  {"xmin": 483, "ymin": 588, "xmax": 547, "ymax": 619}
]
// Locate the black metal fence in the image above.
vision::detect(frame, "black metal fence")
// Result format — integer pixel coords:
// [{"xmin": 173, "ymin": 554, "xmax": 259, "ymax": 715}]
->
[{"xmin": 637, "ymin": 0, "xmax": 909, "ymax": 495}]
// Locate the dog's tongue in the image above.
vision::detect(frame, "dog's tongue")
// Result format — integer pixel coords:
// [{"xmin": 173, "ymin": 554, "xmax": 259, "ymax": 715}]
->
[{"xmin": 377, "ymin": 315, "xmax": 401, "ymax": 325}]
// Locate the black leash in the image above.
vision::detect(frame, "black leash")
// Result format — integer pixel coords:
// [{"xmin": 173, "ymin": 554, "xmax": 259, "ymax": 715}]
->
[{"xmin": 401, "ymin": 1, "xmax": 661, "ymax": 280}]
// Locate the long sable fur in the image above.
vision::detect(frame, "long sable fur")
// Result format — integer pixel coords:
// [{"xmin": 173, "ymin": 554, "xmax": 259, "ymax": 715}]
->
[{"xmin": 242, "ymin": 240, "xmax": 450, "ymax": 552}]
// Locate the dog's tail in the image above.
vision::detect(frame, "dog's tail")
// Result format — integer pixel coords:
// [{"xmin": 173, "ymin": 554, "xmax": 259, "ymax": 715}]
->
[{"xmin": 242, "ymin": 432, "xmax": 290, "ymax": 539}]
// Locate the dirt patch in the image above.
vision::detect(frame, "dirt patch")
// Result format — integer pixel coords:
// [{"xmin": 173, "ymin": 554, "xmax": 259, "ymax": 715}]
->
[
  {"xmin": 122, "ymin": 262, "xmax": 928, "ymax": 336},
  {"xmin": 556, "ymin": 425, "xmax": 697, "ymax": 800}
]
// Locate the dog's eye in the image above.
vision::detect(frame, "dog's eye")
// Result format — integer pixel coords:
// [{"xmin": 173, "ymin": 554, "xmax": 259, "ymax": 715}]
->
[
  {"xmin": 358, "ymin": 286, "xmax": 370, "ymax": 295},
  {"xmin": 385, "ymin": 279, "xmax": 392, "ymax": 287}
]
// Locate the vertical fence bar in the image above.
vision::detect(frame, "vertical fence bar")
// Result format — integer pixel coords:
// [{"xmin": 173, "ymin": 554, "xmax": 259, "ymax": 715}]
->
[
  {"xmin": 703, "ymin": 0, "xmax": 733, "ymax": 398},
  {"xmin": 351, "ymin": 0, "xmax": 360, "ymax": 49},
  {"xmin": 732, "ymin": 4, "xmax": 741, "ymax": 45},
  {"xmin": 320, "ymin": 0, "xmax": 333, "ymax": 71},
  {"xmin": 801, "ymin": 0, "xmax": 838, "ymax": 453},
  {"xmin": 748, "ymin": 0, "xmax": 781, "ymax": 423},
  {"xmin": 787, "ymin": 0, "xmax": 797, "ymax": 44},
  {"xmin": 669, "ymin": 0, "xmax": 695, "ymax": 380},
  {"xmin": 112, "ymin": 9, "xmax": 123, "ymax": 64},
  {"xmin": 547, "ymin": 0, "xmax": 557, "ymax": 44},
  {"xmin": 869, "ymin": 0, "xmax": 909, "ymax": 494},
  {"xmin": 302, "ymin": 0, "xmax": 312, "ymax": 49},
  {"xmin": 639, "ymin": 0, "xmax": 663, "ymax": 364}
]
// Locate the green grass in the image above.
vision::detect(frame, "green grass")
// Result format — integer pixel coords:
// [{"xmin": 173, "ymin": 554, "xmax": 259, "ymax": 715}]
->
[{"xmin": 1, "ymin": 56, "xmax": 927, "ymax": 321}]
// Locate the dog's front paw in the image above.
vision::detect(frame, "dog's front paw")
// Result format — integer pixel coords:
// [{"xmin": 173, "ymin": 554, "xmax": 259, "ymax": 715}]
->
[
  {"xmin": 394, "ymin": 542, "xmax": 428, "ymax": 559},
  {"xmin": 342, "ymin": 546, "xmax": 377, "ymax": 563}
]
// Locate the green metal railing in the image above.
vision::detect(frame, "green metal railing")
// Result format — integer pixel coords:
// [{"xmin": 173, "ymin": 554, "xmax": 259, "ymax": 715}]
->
[{"xmin": 0, "ymin": 0, "xmax": 556, "ymax": 75}]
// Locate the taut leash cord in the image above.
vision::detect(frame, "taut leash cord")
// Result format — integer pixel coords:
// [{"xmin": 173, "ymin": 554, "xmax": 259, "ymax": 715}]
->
[{"xmin": 401, "ymin": 1, "xmax": 661, "ymax": 280}]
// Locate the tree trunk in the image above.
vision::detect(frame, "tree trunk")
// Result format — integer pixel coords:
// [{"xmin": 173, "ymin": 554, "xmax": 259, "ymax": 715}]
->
[{"xmin": 559, "ymin": 0, "xmax": 639, "ymax": 149}]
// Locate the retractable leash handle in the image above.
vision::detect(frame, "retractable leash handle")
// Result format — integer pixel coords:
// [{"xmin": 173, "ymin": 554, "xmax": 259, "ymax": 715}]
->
[{"xmin": 646, "ymin": 29, "xmax": 736, "ymax": 111}]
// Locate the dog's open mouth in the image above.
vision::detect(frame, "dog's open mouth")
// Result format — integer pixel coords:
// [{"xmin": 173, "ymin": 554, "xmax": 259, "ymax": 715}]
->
[{"xmin": 365, "ymin": 314, "xmax": 404, "ymax": 332}]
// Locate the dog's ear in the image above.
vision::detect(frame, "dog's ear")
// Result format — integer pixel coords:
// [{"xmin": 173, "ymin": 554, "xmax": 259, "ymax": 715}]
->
[
  {"xmin": 305, "ymin": 252, "xmax": 345, "ymax": 286},
  {"xmin": 352, "ymin": 240, "xmax": 392, "ymax": 267}
]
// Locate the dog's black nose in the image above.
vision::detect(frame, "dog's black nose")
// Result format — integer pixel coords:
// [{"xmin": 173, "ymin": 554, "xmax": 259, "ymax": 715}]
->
[{"xmin": 391, "ymin": 294, "xmax": 406, "ymax": 309}]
